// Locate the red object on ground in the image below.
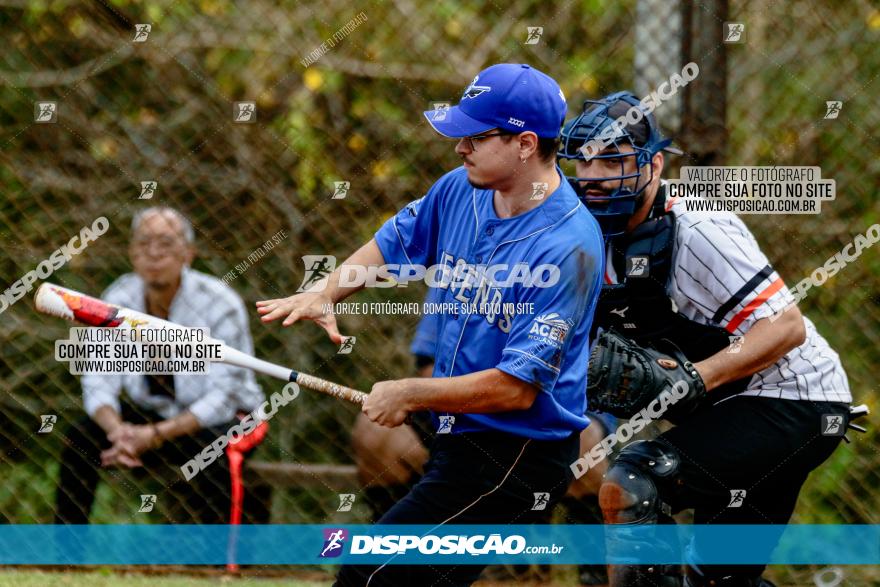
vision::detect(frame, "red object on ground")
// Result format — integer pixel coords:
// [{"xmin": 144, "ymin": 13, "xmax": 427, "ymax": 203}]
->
[{"xmin": 225, "ymin": 418, "xmax": 269, "ymax": 572}]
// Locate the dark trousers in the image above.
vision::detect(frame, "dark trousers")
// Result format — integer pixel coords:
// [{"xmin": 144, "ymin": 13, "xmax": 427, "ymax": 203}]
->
[
  {"xmin": 657, "ymin": 396, "xmax": 848, "ymax": 580},
  {"xmin": 54, "ymin": 403, "xmax": 266, "ymax": 524},
  {"xmin": 335, "ymin": 430, "xmax": 580, "ymax": 587}
]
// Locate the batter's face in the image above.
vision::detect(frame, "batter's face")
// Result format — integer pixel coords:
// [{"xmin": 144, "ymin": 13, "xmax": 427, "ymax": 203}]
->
[
  {"xmin": 129, "ymin": 211, "xmax": 193, "ymax": 292},
  {"xmin": 455, "ymin": 129, "xmax": 522, "ymax": 189}
]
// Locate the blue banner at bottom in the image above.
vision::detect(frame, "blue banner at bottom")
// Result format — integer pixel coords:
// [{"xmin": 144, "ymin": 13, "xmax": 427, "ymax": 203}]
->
[{"xmin": 0, "ymin": 525, "xmax": 876, "ymax": 565}]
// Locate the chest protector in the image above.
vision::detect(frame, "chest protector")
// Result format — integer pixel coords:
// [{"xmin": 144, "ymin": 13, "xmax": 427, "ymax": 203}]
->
[{"xmin": 592, "ymin": 201, "xmax": 751, "ymax": 400}]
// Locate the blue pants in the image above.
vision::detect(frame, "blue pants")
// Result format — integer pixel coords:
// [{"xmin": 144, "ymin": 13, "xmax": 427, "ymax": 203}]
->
[{"xmin": 335, "ymin": 430, "xmax": 579, "ymax": 586}]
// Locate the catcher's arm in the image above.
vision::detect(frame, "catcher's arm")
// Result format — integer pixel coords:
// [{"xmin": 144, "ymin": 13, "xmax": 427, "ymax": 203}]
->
[{"xmin": 695, "ymin": 308, "xmax": 806, "ymax": 391}]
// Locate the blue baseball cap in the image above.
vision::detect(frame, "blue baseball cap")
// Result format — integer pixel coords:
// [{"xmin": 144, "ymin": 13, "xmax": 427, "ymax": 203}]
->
[{"xmin": 423, "ymin": 63, "xmax": 567, "ymax": 139}]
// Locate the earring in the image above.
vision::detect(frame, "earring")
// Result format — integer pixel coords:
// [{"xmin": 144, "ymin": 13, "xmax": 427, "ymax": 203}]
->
[{"xmin": 520, "ymin": 156, "xmax": 526, "ymax": 163}]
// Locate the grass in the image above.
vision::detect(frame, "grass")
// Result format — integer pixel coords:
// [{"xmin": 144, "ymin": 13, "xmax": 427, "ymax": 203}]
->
[
  {"xmin": 0, "ymin": 570, "xmax": 331, "ymax": 586},
  {"xmin": 0, "ymin": 567, "xmax": 576, "ymax": 587},
  {"xmin": 6, "ymin": 566, "xmax": 880, "ymax": 586}
]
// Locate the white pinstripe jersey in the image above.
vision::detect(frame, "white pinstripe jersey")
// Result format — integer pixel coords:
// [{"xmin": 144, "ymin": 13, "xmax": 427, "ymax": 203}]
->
[{"xmin": 603, "ymin": 190, "xmax": 851, "ymax": 404}]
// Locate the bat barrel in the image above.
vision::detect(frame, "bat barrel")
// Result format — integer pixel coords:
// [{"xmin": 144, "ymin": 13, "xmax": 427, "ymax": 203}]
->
[
  {"xmin": 35, "ymin": 283, "xmax": 80, "ymax": 320},
  {"xmin": 35, "ymin": 282, "xmax": 369, "ymax": 407}
]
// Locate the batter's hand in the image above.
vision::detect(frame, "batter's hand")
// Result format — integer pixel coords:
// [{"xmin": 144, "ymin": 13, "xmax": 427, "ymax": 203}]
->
[
  {"xmin": 363, "ymin": 380, "xmax": 411, "ymax": 428},
  {"xmin": 256, "ymin": 291, "xmax": 345, "ymax": 344}
]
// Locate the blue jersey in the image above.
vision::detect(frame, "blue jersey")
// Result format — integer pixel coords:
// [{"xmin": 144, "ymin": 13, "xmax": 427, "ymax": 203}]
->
[
  {"xmin": 410, "ymin": 285, "xmax": 443, "ymax": 360},
  {"xmin": 375, "ymin": 166, "xmax": 604, "ymax": 440},
  {"xmin": 410, "ymin": 287, "xmax": 618, "ymax": 435}
]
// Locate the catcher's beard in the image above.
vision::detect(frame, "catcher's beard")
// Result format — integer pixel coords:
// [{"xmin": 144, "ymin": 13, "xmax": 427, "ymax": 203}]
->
[{"xmin": 581, "ymin": 178, "xmax": 648, "ymax": 214}]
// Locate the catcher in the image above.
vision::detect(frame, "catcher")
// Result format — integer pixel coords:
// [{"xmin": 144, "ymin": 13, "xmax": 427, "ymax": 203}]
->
[{"xmin": 557, "ymin": 92, "xmax": 854, "ymax": 587}]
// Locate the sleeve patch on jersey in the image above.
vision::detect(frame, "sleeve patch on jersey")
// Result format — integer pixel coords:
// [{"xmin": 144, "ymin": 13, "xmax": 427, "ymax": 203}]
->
[
  {"xmin": 404, "ymin": 196, "xmax": 424, "ymax": 217},
  {"xmin": 712, "ymin": 264, "xmax": 773, "ymax": 324},
  {"xmin": 725, "ymin": 277, "xmax": 784, "ymax": 333}
]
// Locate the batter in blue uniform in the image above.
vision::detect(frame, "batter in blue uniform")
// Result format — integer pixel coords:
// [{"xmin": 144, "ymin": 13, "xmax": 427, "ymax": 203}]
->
[{"xmin": 257, "ymin": 63, "xmax": 604, "ymax": 586}]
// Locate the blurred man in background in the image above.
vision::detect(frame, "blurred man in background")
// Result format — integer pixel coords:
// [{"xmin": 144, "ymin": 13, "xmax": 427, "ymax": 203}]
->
[{"xmin": 55, "ymin": 206, "xmax": 266, "ymax": 524}]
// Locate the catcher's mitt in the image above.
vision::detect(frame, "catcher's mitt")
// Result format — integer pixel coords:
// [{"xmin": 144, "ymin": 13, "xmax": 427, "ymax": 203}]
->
[{"xmin": 587, "ymin": 330, "xmax": 707, "ymax": 423}]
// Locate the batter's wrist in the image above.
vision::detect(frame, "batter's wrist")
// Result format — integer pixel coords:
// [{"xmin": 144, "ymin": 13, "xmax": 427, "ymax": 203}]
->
[{"xmin": 397, "ymin": 378, "xmax": 421, "ymax": 412}]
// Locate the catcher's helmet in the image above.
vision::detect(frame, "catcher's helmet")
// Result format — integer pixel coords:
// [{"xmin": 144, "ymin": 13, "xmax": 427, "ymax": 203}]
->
[{"xmin": 558, "ymin": 91, "xmax": 679, "ymax": 238}]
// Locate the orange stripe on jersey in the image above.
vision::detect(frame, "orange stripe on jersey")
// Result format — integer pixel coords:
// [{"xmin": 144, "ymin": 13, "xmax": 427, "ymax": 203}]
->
[
  {"xmin": 725, "ymin": 278, "xmax": 785, "ymax": 333},
  {"xmin": 665, "ymin": 196, "xmax": 679, "ymax": 212}
]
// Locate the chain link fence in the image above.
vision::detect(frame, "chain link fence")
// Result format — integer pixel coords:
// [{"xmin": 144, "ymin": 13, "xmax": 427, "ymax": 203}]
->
[
  {"xmin": 724, "ymin": 2, "xmax": 880, "ymax": 583},
  {"xmin": 0, "ymin": 0, "xmax": 877, "ymax": 584}
]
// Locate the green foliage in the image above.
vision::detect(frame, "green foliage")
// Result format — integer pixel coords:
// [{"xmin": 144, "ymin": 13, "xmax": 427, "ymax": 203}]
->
[
  {"xmin": 0, "ymin": 570, "xmax": 329, "ymax": 586},
  {"xmin": 0, "ymin": 5, "xmax": 877, "ymax": 572}
]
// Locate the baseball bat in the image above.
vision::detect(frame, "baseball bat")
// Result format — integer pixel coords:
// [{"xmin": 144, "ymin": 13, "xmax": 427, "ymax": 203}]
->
[{"xmin": 34, "ymin": 283, "xmax": 368, "ymax": 405}]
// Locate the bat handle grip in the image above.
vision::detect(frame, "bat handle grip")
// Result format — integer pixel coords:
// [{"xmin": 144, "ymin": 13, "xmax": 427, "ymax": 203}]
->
[{"xmin": 290, "ymin": 371, "xmax": 368, "ymax": 405}]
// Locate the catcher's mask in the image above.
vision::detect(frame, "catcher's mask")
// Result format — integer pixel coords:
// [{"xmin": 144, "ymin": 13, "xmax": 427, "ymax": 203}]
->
[{"xmin": 558, "ymin": 91, "xmax": 680, "ymax": 238}]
